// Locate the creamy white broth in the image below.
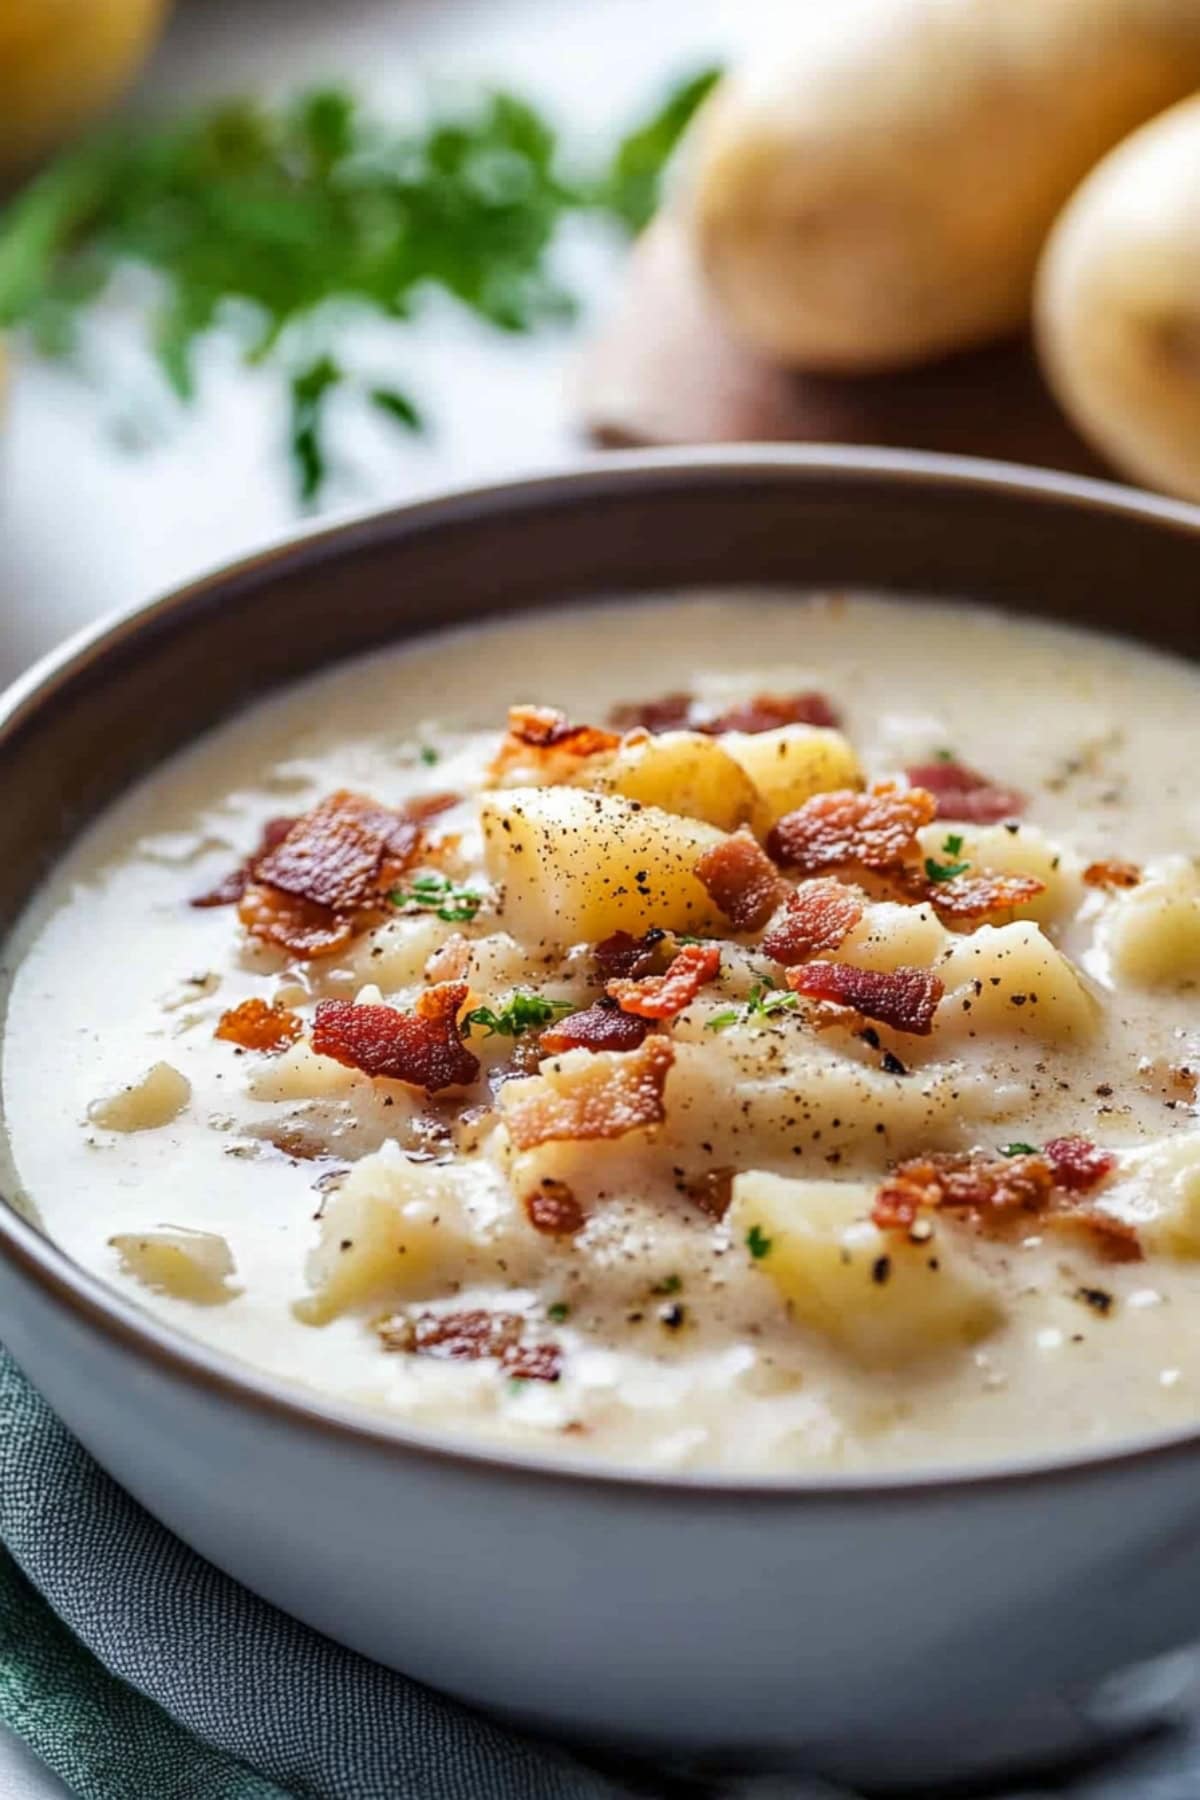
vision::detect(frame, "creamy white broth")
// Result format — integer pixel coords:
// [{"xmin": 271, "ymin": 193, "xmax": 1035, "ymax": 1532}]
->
[{"xmin": 3, "ymin": 591, "xmax": 1200, "ymax": 1473}]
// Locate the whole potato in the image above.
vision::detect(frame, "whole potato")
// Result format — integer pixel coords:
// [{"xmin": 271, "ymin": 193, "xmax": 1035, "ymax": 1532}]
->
[
  {"xmin": 1036, "ymin": 95, "xmax": 1200, "ymax": 502},
  {"xmin": 684, "ymin": 0, "xmax": 1200, "ymax": 372},
  {"xmin": 0, "ymin": 0, "xmax": 168, "ymax": 181}
]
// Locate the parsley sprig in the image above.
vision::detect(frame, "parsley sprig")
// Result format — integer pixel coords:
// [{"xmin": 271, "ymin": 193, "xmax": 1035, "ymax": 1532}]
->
[
  {"xmin": 389, "ymin": 872, "xmax": 483, "ymax": 923},
  {"xmin": 745, "ymin": 1224, "xmax": 773, "ymax": 1261},
  {"xmin": 461, "ymin": 992, "xmax": 574, "ymax": 1039},
  {"xmin": 0, "ymin": 72, "xmax": 720, "ymax": 503},
  {"xmin": 706, "ymin": 979, "xmax": 799, "ymax": 1034},
  {"xmin": 924, "ymin": 832, "xmax": 971, "ymax": 883}
]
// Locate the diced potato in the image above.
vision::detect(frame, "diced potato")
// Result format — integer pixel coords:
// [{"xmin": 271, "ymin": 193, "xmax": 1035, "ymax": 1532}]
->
[
  {"xmin": 917, "ymin": 821, "xmax": 1081, "ymax": 925},
  {"xmin": 728, "ymin": 1172, "xmax": 1002, "ymax": 1366},
  {"xmin": 341, "ymin": 915, "xmax": 446, "ymax": 992},
  {"xmin": 247, "ymin": 1039, "xmax": 361, "ymax": 1103},
  {"xmin": 1108, "ymin": 1134, "xmax": 1200, "ymax": 1257},
  {"xmin": 88, "ymin": 1061, "xmax": 190, "ymax": 1132},
  {"xmin": 720, "ymin": 726, "xmax": 861, "ymax": 831},
  {"xmin": 110, "ymin": 1227, "xmax": 237, "ymax": 1305},
  {"xmin": 838, "ymin": 901, "xmax": 948, "ymax": 972},
  {"xmin": 1101, "ymin": 857, "xmax": 1200, "ymax": 986},
  {"xmin": 297, "ymin": 1145, "xmax": 475, "ymax": 1323},
  {"xmin": 937, "ymin": 921, "xmax": 1097, "ymax": 1043},
  {"xmin": 593, "ymin": 731, "xmax": 759, "ymax": 831},
  {"xmin": 480, "ymin": 787, "xmax": 726, "ymax": 946}
]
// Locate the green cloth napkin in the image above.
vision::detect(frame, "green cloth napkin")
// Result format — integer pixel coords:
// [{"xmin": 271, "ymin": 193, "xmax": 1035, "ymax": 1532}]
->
[{"xmin": 0, "ymin": 1347, "xmax": 665, "ymax": 1800}]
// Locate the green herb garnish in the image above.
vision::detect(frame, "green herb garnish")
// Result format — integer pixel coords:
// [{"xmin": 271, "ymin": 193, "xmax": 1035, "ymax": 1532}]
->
[
  {"xmin": 418, "ymin": 745, "xmax": 439, "ymax": 767},
  {"xmin": 651, "ymin": 1273, "xmax": 682, "ymax": 1297},
  {"xmin": 745, "ymin": 1224, "xmax": 773, "ymax": 1261},
  {"xmin": 461, "ymin": 992, "xmax": 573, "ymax": 1039},
  {"xmin": 547, "ymin": 1302, "xmax": 570, "ymax": 1324},
  {"xmin": 706, "ymin": 980, "xmax": 799, "ymax": 1033},
  {"xmin": 934, "ymin": 748, "xmax": 957, "ymax": 763},
  {"xmin": 390, "ymin": 872, "xmax": 483, "ymax": 923},
  {"xmin": 0, "ymin": 71, "xmax": 721, "ymax": 503},
  {"xmin": 924, "ymin": 832, "xmax": 971, "ymax": 883},
  {"xmin": 1000, "ymin": 1142, "xmax": 1039, "ymax": 1157}
]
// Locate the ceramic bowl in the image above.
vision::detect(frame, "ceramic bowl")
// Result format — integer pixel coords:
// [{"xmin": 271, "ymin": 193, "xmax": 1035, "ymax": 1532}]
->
[{"xmin": 3, "ymin": 449, "xmax": 1200, "ymax": 1792}]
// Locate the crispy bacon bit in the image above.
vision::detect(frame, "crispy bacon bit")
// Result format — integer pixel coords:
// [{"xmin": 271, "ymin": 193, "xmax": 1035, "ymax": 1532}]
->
[
  {"xmin": 311, "ymin": 984, "xmax": 480, "ymax": 1093},
  {"xmin": 214, "ymin": 997, "xmax": 302, "ymax": 1054},
  {"xmin": 524, "ymin": 1178, "xmax": 585, "ymax": 1236},
  {"xmin": 254, "ymin": 789, "xmax": 420, "ymax": 913},
  {"xmin": 502, "ymin": 1038, "xmax": 675, "ymax": 1151},
  {"xmin": 926, "ymin": 871, "xmax": 1046, "ymax": 920},
  {"xmin": 785, "ymin": 961, "xmax": 943, "ymax": 1036},
  {"xmin": 608, "ymin": 692, "xmax": 695, "ymax": 733},
  {"xmin": 1043, "ymin": 1135, "xmax": 1117, "ymax": 1193},
  {"xmin": 762, "ymin": 878, "xmax": 864, "ymax": 964},
  {"xmin": 874, "ymin": 1151, "xmax": 1055, "ymax": 1232},
  {"xmin": 1048, "ymin": 1210, "xmax": 1143, "ymax": 1264},
  {"xmin": 491, "ymin": 705, "xmax": 620, "ymax": 781},
  {"xmin": 190, "ymin": 815, "xmax": 297, "ymax": 907},
  {"xmin": 593, "ymin": 929, "xmax": 665, "ymax": 982},
  {"xmin": 683, "ymin": 1167, "xmax": 735, "ymax": 1220},
  {"xmin": 1083, "ymin": 859, "xmax": 1142, "ymax": 890},
  {"xmin": 238, "ymin": 882, "xmax": 354, "ymax": 960},
  {"xmin": 694, "ymin": 834, "xmax": 784, "ymax": 931},
  {"xmin": 404, "ymin": 791, "xmax": 460, "ymax": 823},
  {"xmin": 540, "ymin": 999, "xmax": 651, "ymax": 1054},
  {"xmin": 906, "ymin": 761, "xmax": 1025, "ymax": 824},
  {"xmin": 768, "ymin": 782, "xmax": 936, "ymax": 874},
  {"xmin": 701, "ymin": 691, "xmax": 842, "ymax": 735},
  {"xmin": 608, "ymin": 943, "xmax": 721, "ymax": 1020},
  {"xmin": 504, "ymin": 1341, "xmax": 564, "ymax": 1382}
]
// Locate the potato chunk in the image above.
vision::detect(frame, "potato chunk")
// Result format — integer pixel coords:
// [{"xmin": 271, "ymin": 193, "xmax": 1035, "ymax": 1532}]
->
[
  {"xmin": 1101, "ymin": 857, "xmax": 1200, "ymax": 987},
  {"xmin": 1110, "ymin": 1134, "xmax": 1200, "ymax": 1257},
  {"xmin": 297, "ymin": 1146, "xmax": 475, "ymax": 1323},
  {"xmin": 88, "ymin": 1061, "xmax": 190, "ymax": 1132},
  {"xmin": 594, "ymin": 731, "xmax": 758, "ymax": 831},
  {"xmin": 937, "ymin": 921, "xmax": 1097, "ymax": 1042},
  {"xmin": 837, "ymin": 901, "xmax": 947, "ymax": 973},
  {"xmin": 110, "ymin": 1227, "xmax": 238, "ymax": 1305},
  {"xmin": 728, "ymin": 1172, "xmax": 1001, "ymax": 1366},
  {"xmin": 720, "ymin": 726, "xmax": 861, "ymax": 831},
  {"xmin": 480, "ymin": 787, "xmax": 726, "ymax": 946}
]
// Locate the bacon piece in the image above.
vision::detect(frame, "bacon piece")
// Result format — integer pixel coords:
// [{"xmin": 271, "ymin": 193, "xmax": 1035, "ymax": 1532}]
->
[
  {"xmin": 1083, "ymin": 859, "xmax": 1142, "ymax": 890},
  {"xmin": 768, "ymin": 782, "xmax": 936, "ymax": 874},
  {"xmin": 785, "ymin": 961, "xmax": 943, "ymax": 1035},
  {"xmin": 762, "ymin": 878, "xmax": 864, "ymax": 964},
  {"xmin": 491, "ymin": 705, "xmax": 620, "ymax": 781},
  {"xmin": 404, "ymin": 791, "xmax": 460, "ymax": 823},
  {"xmin": 254, "ymin": 789, "xmax": 420, "ymax": 914},
  {"xmin": 540, "ymin": 999, "xmax": 651, "ymax": 1054},
  {"xmin": 524, "ymin": 1178, "xmax": 585, "ymax": 1236},
  {"xmin": 694, "ymin": 834, "xmax": 784, "ymax": 931},
  {"xmin": 1047, "ymin": 1210, "xmax": 1143, "ymax": 1264},
  {"xmin": 1043, "ymin": 1135, "xmax": 1117, "ymax": 1193},
  {"xmin": 593, "ymin": 929, "xmax": 665, "ymax": 982},
  {"xmin": 906, "ymin": 761, "xmax": 1025, "ymax": 824},
  {"xmin": 926, "ymin": 871, "xmax": 1045, "ymax": 920},
  {"xmin": 683, "ymin": 1167, "xmax": 735, "ymax": 1220},
  {"xmin": 190, "ymin": 815, "xmax": 297, "ymax": 908},
  {"xmin": 311, "ymin": 983, "xmax": 479, "ymax": 1092},
  {"xmin": 608, "ymin": 692, "xmax": 695, "ymax": 733},
  {"xmin": 238, "ymin": 882, "xmax": 354, "ymax": 960},
  {"xmin": 504, "ymin": 1341, "xmax": 564, "ymax": 1383},
  {"xmin": 214, "ymin": 996, "xmax": 302, "ymax": 1054},
  {"xmin": 378, "ymin": 1309, "xmax": 564, "ymax": 1380},
  {"xmin": 874, "ymin": 1151, "xmax": 1055, "ymax": 1232},
  {"xmin": 503, "ymin": 1038, "xmax": 675, "ymax": 1151},
  {"xmin": 701, "ymin": 691, "xmax": 842, "ymax": 734},
  {"xmin": 608, "ymin": 943, "xmax": 721, "ymax": 1020}
]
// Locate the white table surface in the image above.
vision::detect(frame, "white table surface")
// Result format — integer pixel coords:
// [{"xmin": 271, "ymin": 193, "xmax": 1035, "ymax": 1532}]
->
[{"xmin": 0, "ymin": 0, "xmax": 767, "ymax": 1790}]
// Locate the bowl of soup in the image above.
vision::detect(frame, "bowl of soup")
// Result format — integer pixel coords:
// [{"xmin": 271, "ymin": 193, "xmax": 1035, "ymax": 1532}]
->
[{"xmin": 2, "ymin": 448, "xmax": 1199, "ymax": 1789}]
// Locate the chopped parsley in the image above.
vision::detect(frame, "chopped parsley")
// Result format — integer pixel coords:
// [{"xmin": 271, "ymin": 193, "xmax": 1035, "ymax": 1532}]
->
[
  {"xmin": 1000, "ymin": 1141, "xmax": 1039, "ymax": 1157},
  {"xmin": 924, "ymin": 832, "xmax": 971, "ymax": 883},
  {"xmin": 934, "ymin": 747, "xmax": 957, "ymax": 763},
  {"xmin": 651, "ymin": 1273, "xmax": 682, "ymax": 1296},
  {"xmin": 461, "ymin": 991, "xmax": 573, "ymax": 1038},
  {"xmin": 547, "ymin": 1302, "xmax": 570, "ymax": 1324},
  {"xmin": 418, "ymin": 745, "xmax": 439, "ymax": 766},
  {"xmin": 389, "ymin": 872, "xmax": 483, "ymax": 923},
  {"xmin": 745, "ymin": 1224, "xmax": 773, "ymax": 1261},
  {"xmin": 706, "ymin": 979, "xmax": 799, "ymax": 1033}
]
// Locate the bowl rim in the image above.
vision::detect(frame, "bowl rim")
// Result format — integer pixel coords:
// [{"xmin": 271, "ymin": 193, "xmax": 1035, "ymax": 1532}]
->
[{"xmin": 5, "ymin": 441, "xmax": 1200, "ymax": 1504}]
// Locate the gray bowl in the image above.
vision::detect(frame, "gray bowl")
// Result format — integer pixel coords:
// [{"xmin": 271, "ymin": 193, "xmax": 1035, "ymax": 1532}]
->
[{"xmin": 3, "ymin": 448, "xmax": 1200, "ymax": 1792}]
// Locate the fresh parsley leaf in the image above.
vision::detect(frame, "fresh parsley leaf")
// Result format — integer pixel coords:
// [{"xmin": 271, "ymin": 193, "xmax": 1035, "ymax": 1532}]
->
[
  {"xmin": 389, "ymin": 872, "xmax": 483, "ymax": 923},
  {"xmin": 288, "ymin": 353, "xmax": 342, "ymax": 503},
  {"xmin": 599, "ymin": 66, "xmax": 722, "ymax": 232},
  {"xmin": 650, "ymin": 1273, "xmax": 682, "ymax": 1296},
  {"xmin": 547, "ymin": 1302, "xmax": 570, "ymax": 1323},
  {"xmin": 1000, "ymin": 1142, "xmax": 1039, "ymax": 1157},
  {"xmin": 370, "ymin": 386, "xmax": 425, "ymax": 433},
  {"xmin": 461, "ymin": 991, "xmax": 573, "ymax": 1039},
  {"xmin": 924, "ymin": 832, "xmax": 971, "ymax": 883},
  {"xmin": 418, "ymin": 745, "xmax": 439, "ymax": 766},
  {"xmin": 745, "ymin": 1224, "xmax": 772, "ymax": 1261},
  {"xmin": 705, "ymin": 981, "xmax": 799, "ymax": 1032},
  {"xmin": 934, "ymin": 747, "xmax": 956, "ymax": 763}
]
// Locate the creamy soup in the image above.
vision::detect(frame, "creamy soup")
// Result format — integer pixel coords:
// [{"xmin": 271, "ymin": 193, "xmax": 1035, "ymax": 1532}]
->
[{"xmin": 4, "ymin": 593, "xmax": 1200, "ymax": 1474}]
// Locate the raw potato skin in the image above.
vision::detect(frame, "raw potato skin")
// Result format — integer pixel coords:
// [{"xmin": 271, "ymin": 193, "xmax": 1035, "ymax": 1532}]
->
[
  {"xmin": 1036, "ymin": 95, "xmax": 1200, "ymax": 502},
  {"xmin": 684, "ymin": 0, "xmax": 1200, "ymax": 371},
  {"xmin": 0, "ymin": 0, "xmax": 168, "ymax": 180}
]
